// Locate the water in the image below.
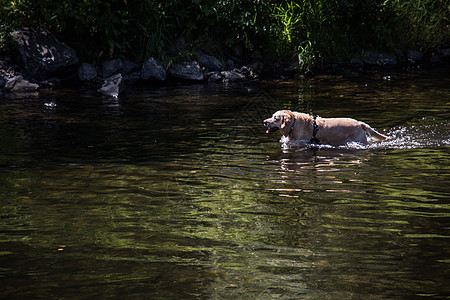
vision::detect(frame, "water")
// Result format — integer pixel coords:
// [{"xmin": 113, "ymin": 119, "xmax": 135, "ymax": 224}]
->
[{"xmin": 1, "ymin": 69, "xmax": 449, "ymax": 299}]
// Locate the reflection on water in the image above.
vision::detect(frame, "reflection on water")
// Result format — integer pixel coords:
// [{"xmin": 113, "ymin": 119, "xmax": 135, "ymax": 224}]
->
[{"xmin": 0, "ymin": 69, "xmax": 449, "ymax": 298}]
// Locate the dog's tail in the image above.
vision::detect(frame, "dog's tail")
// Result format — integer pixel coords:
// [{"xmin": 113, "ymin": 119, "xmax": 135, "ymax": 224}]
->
[{"xmin": 360, "ymin": 122, "xmax": 391, "ymax": 141}]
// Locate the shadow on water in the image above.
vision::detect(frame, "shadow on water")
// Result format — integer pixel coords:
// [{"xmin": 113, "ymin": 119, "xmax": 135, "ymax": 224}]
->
[{"xmin": 0, "ymin": 69, "xmax": 449, "ymax": 298}]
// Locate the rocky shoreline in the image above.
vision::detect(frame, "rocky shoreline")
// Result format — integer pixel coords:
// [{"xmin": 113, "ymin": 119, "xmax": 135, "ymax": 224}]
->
[{"xmin": 1, "ymin": 27, "xmax": 449, "ymax": 99}]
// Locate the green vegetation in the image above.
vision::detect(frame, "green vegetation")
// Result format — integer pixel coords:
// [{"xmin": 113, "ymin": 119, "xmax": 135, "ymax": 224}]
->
[{"xmin": 1, "ymin": 0, "xmax": 448, "ymax": 70}]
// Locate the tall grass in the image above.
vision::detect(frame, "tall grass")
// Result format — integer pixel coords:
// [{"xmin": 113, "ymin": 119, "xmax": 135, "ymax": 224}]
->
[
  {"xmin": 385, "ymin": 0, "xmax": 449, "ymax": 49},
  {"xmin": 1, "ymin": 0, "xmax": 448, "ymax": 69}
]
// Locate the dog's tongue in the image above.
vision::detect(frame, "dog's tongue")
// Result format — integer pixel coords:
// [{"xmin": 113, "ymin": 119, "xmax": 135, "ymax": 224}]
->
[{"xmin": 266, "ymin": 129, "xmax": 270, "ymax": 133}]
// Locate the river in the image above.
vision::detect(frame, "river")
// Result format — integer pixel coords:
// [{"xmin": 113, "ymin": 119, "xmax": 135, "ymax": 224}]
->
[{"xmin": 1, "ymin": 68, "xmax": 449, "ymax": 299}]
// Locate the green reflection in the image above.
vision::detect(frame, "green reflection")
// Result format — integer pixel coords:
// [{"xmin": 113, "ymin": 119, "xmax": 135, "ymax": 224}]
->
[{"xmin": 1, "ymin": 72, "xmax": 449, "ymax": 298}]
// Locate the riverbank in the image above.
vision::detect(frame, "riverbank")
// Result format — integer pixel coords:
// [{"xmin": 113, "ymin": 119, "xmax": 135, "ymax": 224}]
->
[{"xmin": 1, "ymin": 27, "xmax": 449, "ymax": 99}]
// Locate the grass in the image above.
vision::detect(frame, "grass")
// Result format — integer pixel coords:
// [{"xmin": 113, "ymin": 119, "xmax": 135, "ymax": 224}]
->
[{"xmin": 0, "ymin": 0, "xmax": 448, "ymax": 70}]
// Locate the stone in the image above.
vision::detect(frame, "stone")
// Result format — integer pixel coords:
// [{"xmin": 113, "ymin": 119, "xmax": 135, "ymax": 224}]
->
[
  {"xmin": 78, "ymin": 62, "xmax": 97, "ymax": 81},
  {"xmin": 168, "ymin": 61, "xmax": 204, "ymax": 81},
  {"xmin": 121, "ymin": 60, "xmax": 139, "ymax": 75},
  {"xmin": 207, "ymin": 71, "xmax": 223, "ymax": 82},
  {"xmin": 141, "ymin": 57, "xmax": 166, "ymax": 81},
  {"xmin": 240, "ymin": 65, "xmax": 260, "ymax": 80},
  {"xmin": 364, "ymin": 51, "xmax": 397, "ymax": 66},
  {"xmin": 12, "ymin": 27, "xmax": 78, "ymax": 80},
  {"xmin": 430, "ymin": 53, "xmax": 442, "ymax": 64},
  {"xmin": 4, "ymin": 75, "xmax": 39, "ymax": 93},
  {"xmin": 101, "ymin": 58, "xmax": 123, "ymax": 78},
  {"xmin": 407, "ymin": 49, "xmax": 423, "ymax": 62},
  {"xmin": 221, "ymin": 70, "xmax": 246, "ymax": 82},
  {"xmin": 349, "ymin": 58, "xmax": 364, "ymax": 67},
  {"xmin": 99, "ymin": 73, "xmax": 122, "ymax": 98},
  {"xmin": 196, "ymin": 51, "xmax": 223, "ymax": 71}
]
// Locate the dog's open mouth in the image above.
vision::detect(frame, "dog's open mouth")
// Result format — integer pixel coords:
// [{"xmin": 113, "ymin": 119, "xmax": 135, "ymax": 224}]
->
[{"xmin": 265, "ymin": 127, "xmax": 279, "ymax": 133}]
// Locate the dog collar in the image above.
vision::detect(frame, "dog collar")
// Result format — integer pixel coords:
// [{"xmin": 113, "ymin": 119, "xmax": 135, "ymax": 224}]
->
[{"xmin": 310, "ymin": 116, "xmax": 320, "ymax": 144}]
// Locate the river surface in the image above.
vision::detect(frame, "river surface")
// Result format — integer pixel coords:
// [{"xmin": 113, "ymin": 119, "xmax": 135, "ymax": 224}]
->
[{"xmin": 1, "ymin": 69, "xmax": 449, "ymax": 299}]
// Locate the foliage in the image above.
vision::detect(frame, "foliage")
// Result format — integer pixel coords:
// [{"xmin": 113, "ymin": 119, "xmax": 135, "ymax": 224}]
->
[
  {"xmin": 1, "ymin": 0, "xmax": 131, "ymax": 59},
  {"xmin": 384, "ymin": 0, "xmax": 450, "ymax": 49},
  {"xmin": 0, "ymin": 0, "xmax": 448, "ymax": 69}
]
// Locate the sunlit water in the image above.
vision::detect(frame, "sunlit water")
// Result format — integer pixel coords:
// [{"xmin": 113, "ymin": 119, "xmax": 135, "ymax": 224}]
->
[{"xmin": 1, "ymin": 69, "xmax": 449, "ymax": 299}]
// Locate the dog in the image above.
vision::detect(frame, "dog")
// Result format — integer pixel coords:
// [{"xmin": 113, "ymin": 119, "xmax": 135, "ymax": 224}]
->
[{"xmin": 264, "ymin": 110, "xmax": 390, "ymax": 145}]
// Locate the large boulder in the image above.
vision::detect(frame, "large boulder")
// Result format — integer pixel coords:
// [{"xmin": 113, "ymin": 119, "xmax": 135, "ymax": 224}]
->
[
  {"xmin": 141, "ymin": 57, "xmax": 166, "ymax": 81},
  {"xmin": 101, "ymin": 58, "xmax": 123, "ymax": 78},
  {"xmin": 168, "ymin": 61, "xmax": 204, "ymax": 81},
  {"xmin": 197, "ymin": 51, "xmax": 223, "ymax": 71},
  {"xmin": 121, "ymin": 60, "xmax": 139, "ymax": 75},
  {"xmin": 12, "ymin": 27, "xmax": 79, "ymax": 80},
  {"xmin": 78, "ymin": 62, "xmax": 98, "ymax": 81}
]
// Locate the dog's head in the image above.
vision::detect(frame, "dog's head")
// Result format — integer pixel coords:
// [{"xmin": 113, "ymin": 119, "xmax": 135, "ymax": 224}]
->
[{"xmin": 263, "ymin": 110, "xmax": 294, "ymax": 135}]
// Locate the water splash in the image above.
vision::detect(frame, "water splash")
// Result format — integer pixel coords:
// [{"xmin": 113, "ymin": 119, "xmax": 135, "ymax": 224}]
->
[{"xmin": 369, "ymin": 118, "xmax": 449, "ymax": 149}]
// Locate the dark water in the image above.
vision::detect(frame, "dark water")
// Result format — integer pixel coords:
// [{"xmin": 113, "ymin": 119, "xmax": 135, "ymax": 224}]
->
[{"xmin": 1, "ymin": 69, "xmax": 449, "ymax": 299}]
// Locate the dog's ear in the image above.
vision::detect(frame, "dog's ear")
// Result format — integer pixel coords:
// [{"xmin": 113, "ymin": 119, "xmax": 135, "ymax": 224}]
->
[
  {"xmin": 280, "ymin": 111, "xmax": 292, "ymax": 130},
  {"xmin": 280, "ymin": 111, "xmax": 293, "ymax": 136}
]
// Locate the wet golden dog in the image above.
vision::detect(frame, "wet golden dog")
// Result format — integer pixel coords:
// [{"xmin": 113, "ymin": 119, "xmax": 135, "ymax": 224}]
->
[{"xmin": 264, "ymin": 110, "xmax": 390, "ymax": 145}]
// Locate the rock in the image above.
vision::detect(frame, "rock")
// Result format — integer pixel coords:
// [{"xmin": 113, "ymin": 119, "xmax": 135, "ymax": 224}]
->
[
  {"xmin": 239, "ymin": 65, "xmax": 260, "ymax": 80},
  {"xmin": 196, "ymin": 51, "xmax": 223, "ymax": 71},
  {"xmin": 207, "ymin": 71, "xmax": 223, "ymax": 82},
  {"xmin": 99, "ymin": 73, "xmax": 122, "ymax": 98},
  {"xmin": 221, "ymin": 70, "xmax": 246, "ymax": 82},
  {"xmin": 141, "ymin": 57, "xmax": 166, "ymax": 81},
  {"xmin": 78, "ymin": 62, "xmax": 98, "ymax": 81},
  {"xmin": 101, "ymin": 58, "xmax": 123, "ymax": 78},
  {"xmin": 12, "ymin": 27, "xmax": 78, "ymax": 80},
  {"xmin": 168, "ymin": 61, "xmax": 204, "ymax": 81},
  {"xmin": 407, "ymin": 49, "xmax": 423, "ymax": 62},
  {"xmin": 4, "ymin": 75, "xmax": 39, "ymax": 93},
  {"xmin": 430, "ymin": 53, "xmax": 442, "ymax": 64},
  {"xmin": 349, "ymin": 58, "xmax": 364, "ymax": 68},
  {"xmin": 121, "ymin": 60, "xmax": 139, "ymax": 75},
  {"xmin": 364, "ymin": 51, "xmax": 397, "ymax": 66}
]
